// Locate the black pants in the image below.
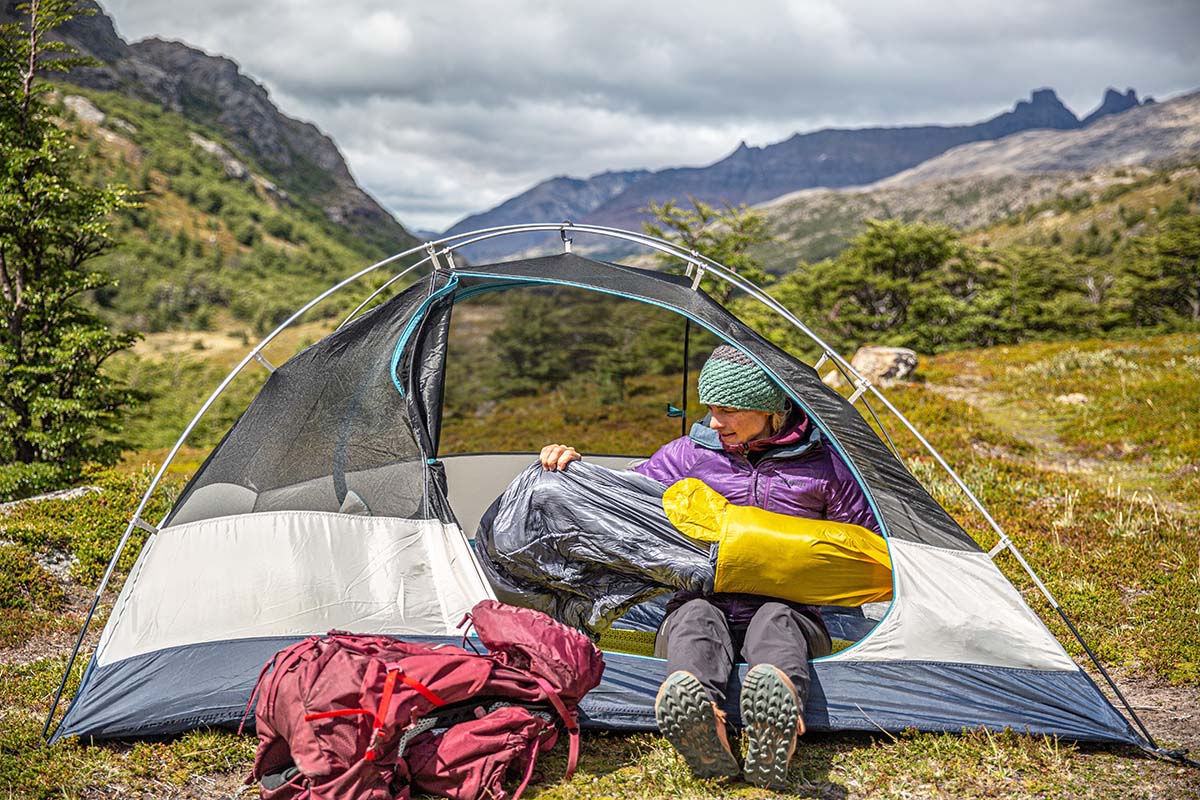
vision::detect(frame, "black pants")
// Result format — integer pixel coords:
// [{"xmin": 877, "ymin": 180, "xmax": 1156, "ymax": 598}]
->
[{"xmin": 654, "ymin": 598, "xmax": 832, "ymax": 710}]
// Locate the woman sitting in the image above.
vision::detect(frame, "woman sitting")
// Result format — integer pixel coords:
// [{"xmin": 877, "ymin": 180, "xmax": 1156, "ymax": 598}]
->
[{"xmin": 539, "ymin": 344, "xmax": 879, "ymax": 790}]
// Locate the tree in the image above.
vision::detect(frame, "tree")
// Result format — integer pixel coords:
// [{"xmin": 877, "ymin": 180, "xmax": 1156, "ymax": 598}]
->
[
  {"xmin": 0, "ymin": 0, "xmax": 138, "ymax": 499},
  {"xmin": 642, "ymin": 197, "xmax": 773, "ymax": 305},
  {"xmin": 1126, "ymin": 214, "xmax": 1200, "ymax": 326}
]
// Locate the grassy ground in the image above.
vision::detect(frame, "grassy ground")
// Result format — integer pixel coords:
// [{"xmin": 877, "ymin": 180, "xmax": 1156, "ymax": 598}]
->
[{"xmin": 1, "ymin": 333, "xmax": 1198, "ymax": 798}]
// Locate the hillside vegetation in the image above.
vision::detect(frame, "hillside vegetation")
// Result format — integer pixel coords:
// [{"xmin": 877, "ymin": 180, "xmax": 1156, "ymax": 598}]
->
[
  {"xmin": 737, "ymin": 165, "xmax": 1200, "ymax": 361},
  {"xmin": 753, "ymin": 161, "xmax": 1200, "ymax": 269},
  {"xmin": 59, "ymin": 86, "xmax": 413, "ymax": 335}
]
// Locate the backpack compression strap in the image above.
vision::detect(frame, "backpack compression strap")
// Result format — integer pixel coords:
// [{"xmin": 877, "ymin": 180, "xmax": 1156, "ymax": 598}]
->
[
  {"xmin": 531, "ymin": 676, "xmax": 580, "ymax": 779},
  {"xmin": 304, "ymin": 667, "xmax": 448, "ymax": 762}
]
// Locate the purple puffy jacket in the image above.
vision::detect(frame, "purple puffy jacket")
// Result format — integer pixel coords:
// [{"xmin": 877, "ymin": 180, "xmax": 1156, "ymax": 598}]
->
[
  {"xmin": 633, "ymin": 416, "xmax": 880, "ymax": 535},
  {"xmin": 633, "ymin": 413, "xmax": 881, "ymax": 628}
]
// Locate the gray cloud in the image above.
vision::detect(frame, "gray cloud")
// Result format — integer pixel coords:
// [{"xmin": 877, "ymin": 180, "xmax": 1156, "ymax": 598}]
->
[{"xmin": 101, "ymin": 0, "xmax": 1200, "ymax": 230}]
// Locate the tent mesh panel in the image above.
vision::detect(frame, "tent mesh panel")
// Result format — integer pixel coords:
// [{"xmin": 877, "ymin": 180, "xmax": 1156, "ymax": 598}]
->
[{"xmin": 167, "ymin": 274, "xmax": 454, "ymax": 526}]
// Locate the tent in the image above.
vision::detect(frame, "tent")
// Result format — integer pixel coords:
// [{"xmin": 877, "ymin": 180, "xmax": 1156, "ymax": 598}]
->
[{"xmin": 46, "ymin": 224, "xmax": 1163, "ymax": 757}]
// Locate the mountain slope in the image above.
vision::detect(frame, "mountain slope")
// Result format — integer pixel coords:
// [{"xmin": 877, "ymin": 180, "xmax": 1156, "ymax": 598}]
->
[
  {"xmin": 878, "ymin": 90, "xmax": 1200, "ymax": 186},
  {"xmin": 2, "ymin": 0, "xmax": 419, "ymax": 256},
  {"xmin": 753, "ymin": 90, "xmax": 1200, "ymax": 268}
]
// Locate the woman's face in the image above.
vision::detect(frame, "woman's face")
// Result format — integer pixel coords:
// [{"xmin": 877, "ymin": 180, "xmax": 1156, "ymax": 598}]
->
[{"xmin": 707, "ymin": 405, "xmax": 772, "ymax": 445}]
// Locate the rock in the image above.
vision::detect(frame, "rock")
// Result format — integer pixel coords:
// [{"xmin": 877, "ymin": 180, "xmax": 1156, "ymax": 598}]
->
[
  {"xmin": 187, "ymin": 132, "xmax": 249, "ymax": 179},
  {"xmin": 823, "ymin": 346, "xmax": 919, "ymax": 388},
  {"xmin": 62, "ymin": 94, "xmax": 105, "ymax": 125},
  {"xmin": 0, "ymin": 485, "xmax": 102, "ymax": 515},
  {"xmin": 1055, "ymin": 393, "xmax": 1090, "ymax": 405},
  {"xmin": 38, "ymin": 548, "xmax": 80, "ymax": 580},
  {"xmin": 109, "ymin": 117, "xmax": 138, "ymax": 134}
]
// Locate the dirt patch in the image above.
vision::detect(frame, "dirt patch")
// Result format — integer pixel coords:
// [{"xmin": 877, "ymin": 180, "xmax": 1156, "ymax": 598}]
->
[{"xmin": 1103, "ymin": 671, "xmax": 1200, "ymax": 754}]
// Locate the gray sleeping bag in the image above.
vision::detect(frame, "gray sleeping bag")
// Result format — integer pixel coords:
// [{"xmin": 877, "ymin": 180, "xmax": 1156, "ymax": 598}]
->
[{"xmin": 475, "ymin": 461, "xmax": 714, "ymax": 633}]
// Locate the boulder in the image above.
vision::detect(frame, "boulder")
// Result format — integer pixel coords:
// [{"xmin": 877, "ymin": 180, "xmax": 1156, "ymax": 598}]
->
[{"xmin": 822, "ymin": 346, "xmax": 919, "ymax": 388}]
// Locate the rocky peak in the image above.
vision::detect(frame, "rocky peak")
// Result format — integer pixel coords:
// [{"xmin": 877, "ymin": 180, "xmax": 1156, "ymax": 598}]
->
[
  {"xmin": 996, "ymin": 88, "xmax": 1081, "ymax": 133},
  {"xmin": 1081, "ymin": 87, "xmax": 1143, "ymax": 126}
]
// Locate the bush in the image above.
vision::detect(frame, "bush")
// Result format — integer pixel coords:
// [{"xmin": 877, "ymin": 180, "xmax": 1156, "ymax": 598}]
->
[
  {"xmin": 233, "ymin": 221, "xmax": 260, "ymax": 246},
  {"xmin": 262, "ymin": 213, "xmax": 294, "ymax": 242},
  {"xmin": 0, "ymin": 462, "xmax": 73, "ymax": 503},
  {"xmin": 0, "ymin": 544, "xmax": 65, "ymax": 611}
]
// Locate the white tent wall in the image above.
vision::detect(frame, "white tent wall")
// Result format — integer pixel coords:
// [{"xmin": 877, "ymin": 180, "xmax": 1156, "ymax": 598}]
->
[{"xmin": 94, "ymin": 512, "xmax": 493, "ymax": 668}]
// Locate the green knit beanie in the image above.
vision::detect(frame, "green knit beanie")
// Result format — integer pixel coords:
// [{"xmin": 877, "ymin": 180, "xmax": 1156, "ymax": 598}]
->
[{"xmin": 697, "ymin": 345, "xmax": 789, "ymax": 412}]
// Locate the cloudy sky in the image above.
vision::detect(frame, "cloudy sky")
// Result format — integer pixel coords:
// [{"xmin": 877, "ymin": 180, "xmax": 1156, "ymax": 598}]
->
[{"xmin": 100, "ymin": 1, "xmax": 1199, "ymax": 232}]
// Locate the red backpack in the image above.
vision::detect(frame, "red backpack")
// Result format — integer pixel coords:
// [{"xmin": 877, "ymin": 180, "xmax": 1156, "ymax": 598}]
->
[{"xmin": 243, "ymin": 601, "xmax": 605, "ymax": 800}]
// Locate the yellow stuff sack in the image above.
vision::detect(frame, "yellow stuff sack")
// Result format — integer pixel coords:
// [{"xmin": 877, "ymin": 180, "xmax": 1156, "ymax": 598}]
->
[{"xmin": 662, "ymin": 478, "xmax": 893, "ymax": 606}]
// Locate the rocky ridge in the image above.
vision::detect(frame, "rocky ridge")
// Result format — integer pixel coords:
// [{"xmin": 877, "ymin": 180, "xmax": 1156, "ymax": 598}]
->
[{"xmin": 878, "ymin": 90, "xmax": 1199, "ymax": 186}]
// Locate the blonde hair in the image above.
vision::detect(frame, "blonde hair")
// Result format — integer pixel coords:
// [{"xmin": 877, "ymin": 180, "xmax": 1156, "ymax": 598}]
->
[{"xmin": 765, "ymin": 405, "xmax": 791, "ymax": 437}]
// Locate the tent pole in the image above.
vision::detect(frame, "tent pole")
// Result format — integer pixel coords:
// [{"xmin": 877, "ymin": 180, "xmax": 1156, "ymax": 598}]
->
[{"xmin": 1054, "ymin": 605, "xmax": 1159, "ymax": 749}]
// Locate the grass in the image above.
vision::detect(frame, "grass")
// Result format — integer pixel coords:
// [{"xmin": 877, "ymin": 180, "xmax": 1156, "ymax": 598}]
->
[{"xmin": 2, "ymin": 333, "xmax": 1199, "ymax": 797}]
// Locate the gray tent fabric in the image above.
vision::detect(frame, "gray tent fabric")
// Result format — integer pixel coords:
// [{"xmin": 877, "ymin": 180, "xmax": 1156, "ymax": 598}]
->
[{"xmin": 476, "ymin": 461, "xmax": 714, "ymax": 632}]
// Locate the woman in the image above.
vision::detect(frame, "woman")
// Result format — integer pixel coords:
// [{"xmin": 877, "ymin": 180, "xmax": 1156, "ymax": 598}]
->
[{"xmin": 540, "ymin": 344, "xmax": 879, "ymax": 790}]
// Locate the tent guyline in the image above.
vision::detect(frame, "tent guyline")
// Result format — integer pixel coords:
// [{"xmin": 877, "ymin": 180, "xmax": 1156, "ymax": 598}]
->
[{"xmin": 42, "ymin": 226, "xmax": 1176, "ymax": 767}]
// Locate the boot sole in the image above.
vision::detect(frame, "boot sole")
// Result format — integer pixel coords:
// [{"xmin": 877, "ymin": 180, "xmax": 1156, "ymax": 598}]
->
[
  {"xmin": 740, "ymin": 664, "xmax": 800, "ymax": 790},
  {"xmin": 654, "ymin": 671, "xmax": 740, "ymax": 779}
]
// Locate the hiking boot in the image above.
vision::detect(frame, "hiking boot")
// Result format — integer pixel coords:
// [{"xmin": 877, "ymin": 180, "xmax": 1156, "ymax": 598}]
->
[
  {"xmin": 654, "ymin": 670, "xmax": 740, "ymax": 779},
  {"xmin": 740, "ymin": 664, "xmax": 802, "ymax": 790}
]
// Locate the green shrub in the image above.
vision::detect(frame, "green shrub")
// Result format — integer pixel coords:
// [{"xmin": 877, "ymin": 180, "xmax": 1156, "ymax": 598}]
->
[
  {"xmin": 233, "ymin": 221, "xmax": 260, "ymax": 246},
  {"xmin": 0, "ymin": 462, "xmax": 74, "ymax": 503},
  {"xmin": 0, "ymin": 544, "xmax": 66, "ymax": 612}
]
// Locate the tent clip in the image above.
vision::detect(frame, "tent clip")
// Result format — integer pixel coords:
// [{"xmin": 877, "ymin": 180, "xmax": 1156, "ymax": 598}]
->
[
  {"xmin": 253, "ymin": 352, "xmax": 276, "ymax": 373},
  {"xmin": 560, "ymin": 221, "xmax": 573, "ymax": 254},
  {"xmin": 847, "ymin": 377, "xmax": 871, "ymax": 403},
  {"xmin": 426, "ymin": 243, "xmax": 445, "ymax": 273},
  {"xmin": 690, "ymin": 262, "xmax": 706, "ymax": 291},
  {"xmin": 813, "ymin": 353, "xmax": 830, "ymax": 372},
  {"xmin": 988, "ymin": 536, "xmax": 1011, "ymax": 558},
  {"xmin": 133, "ymin": 518, "xmax": 159, "ymax": 535}
]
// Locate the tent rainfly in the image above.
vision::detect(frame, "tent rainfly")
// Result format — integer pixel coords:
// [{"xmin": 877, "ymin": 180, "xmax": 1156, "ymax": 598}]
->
[{"xmin": 45, "ymin": 224, "xmax": 1179, "ymax": 764}]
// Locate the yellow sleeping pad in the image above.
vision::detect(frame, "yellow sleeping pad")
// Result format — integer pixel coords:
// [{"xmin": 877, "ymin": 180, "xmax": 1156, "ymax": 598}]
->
[
  {"xmin": 598, "ymin": 627, "xmax": 658, "ymax": 657},
  {"xmin": 662, "ymin": 478, "xmax": 893, "ymax": 607}
]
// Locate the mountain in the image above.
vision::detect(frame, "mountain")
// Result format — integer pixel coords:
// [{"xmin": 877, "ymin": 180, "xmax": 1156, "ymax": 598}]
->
[
  {"xmin": 752, "ymin": 90, "xmax": 1200, "ymax": 268},
  {"xmin": 445, "ymin": 87, "xmax": 1152, "ymax": 260},
  {"xmin": 0, "ymin": 0, "xmax": 426, "ymax": 334},
  {"xmin": 1081, "ymin": 87, "xmax": 1152, "ymax": 126},
  {"xmin": 441, "ymin": 170, "xmax": 651, "ymax": 261},
  {"xmin": 3, "ymin": 0, "xmax": 418, "ymax": 256}
]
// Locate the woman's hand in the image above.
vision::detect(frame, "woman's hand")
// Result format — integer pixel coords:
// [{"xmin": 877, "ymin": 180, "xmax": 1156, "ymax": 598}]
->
[{"xmin": 540, "ymin": 444, "xmax": 581, "ymax": 471}]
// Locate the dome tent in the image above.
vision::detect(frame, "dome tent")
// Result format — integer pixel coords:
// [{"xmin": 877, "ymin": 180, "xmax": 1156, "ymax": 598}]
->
[{"xmin": 45, "ymin": 224, "xmax": 1163, "ymax": 758}]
